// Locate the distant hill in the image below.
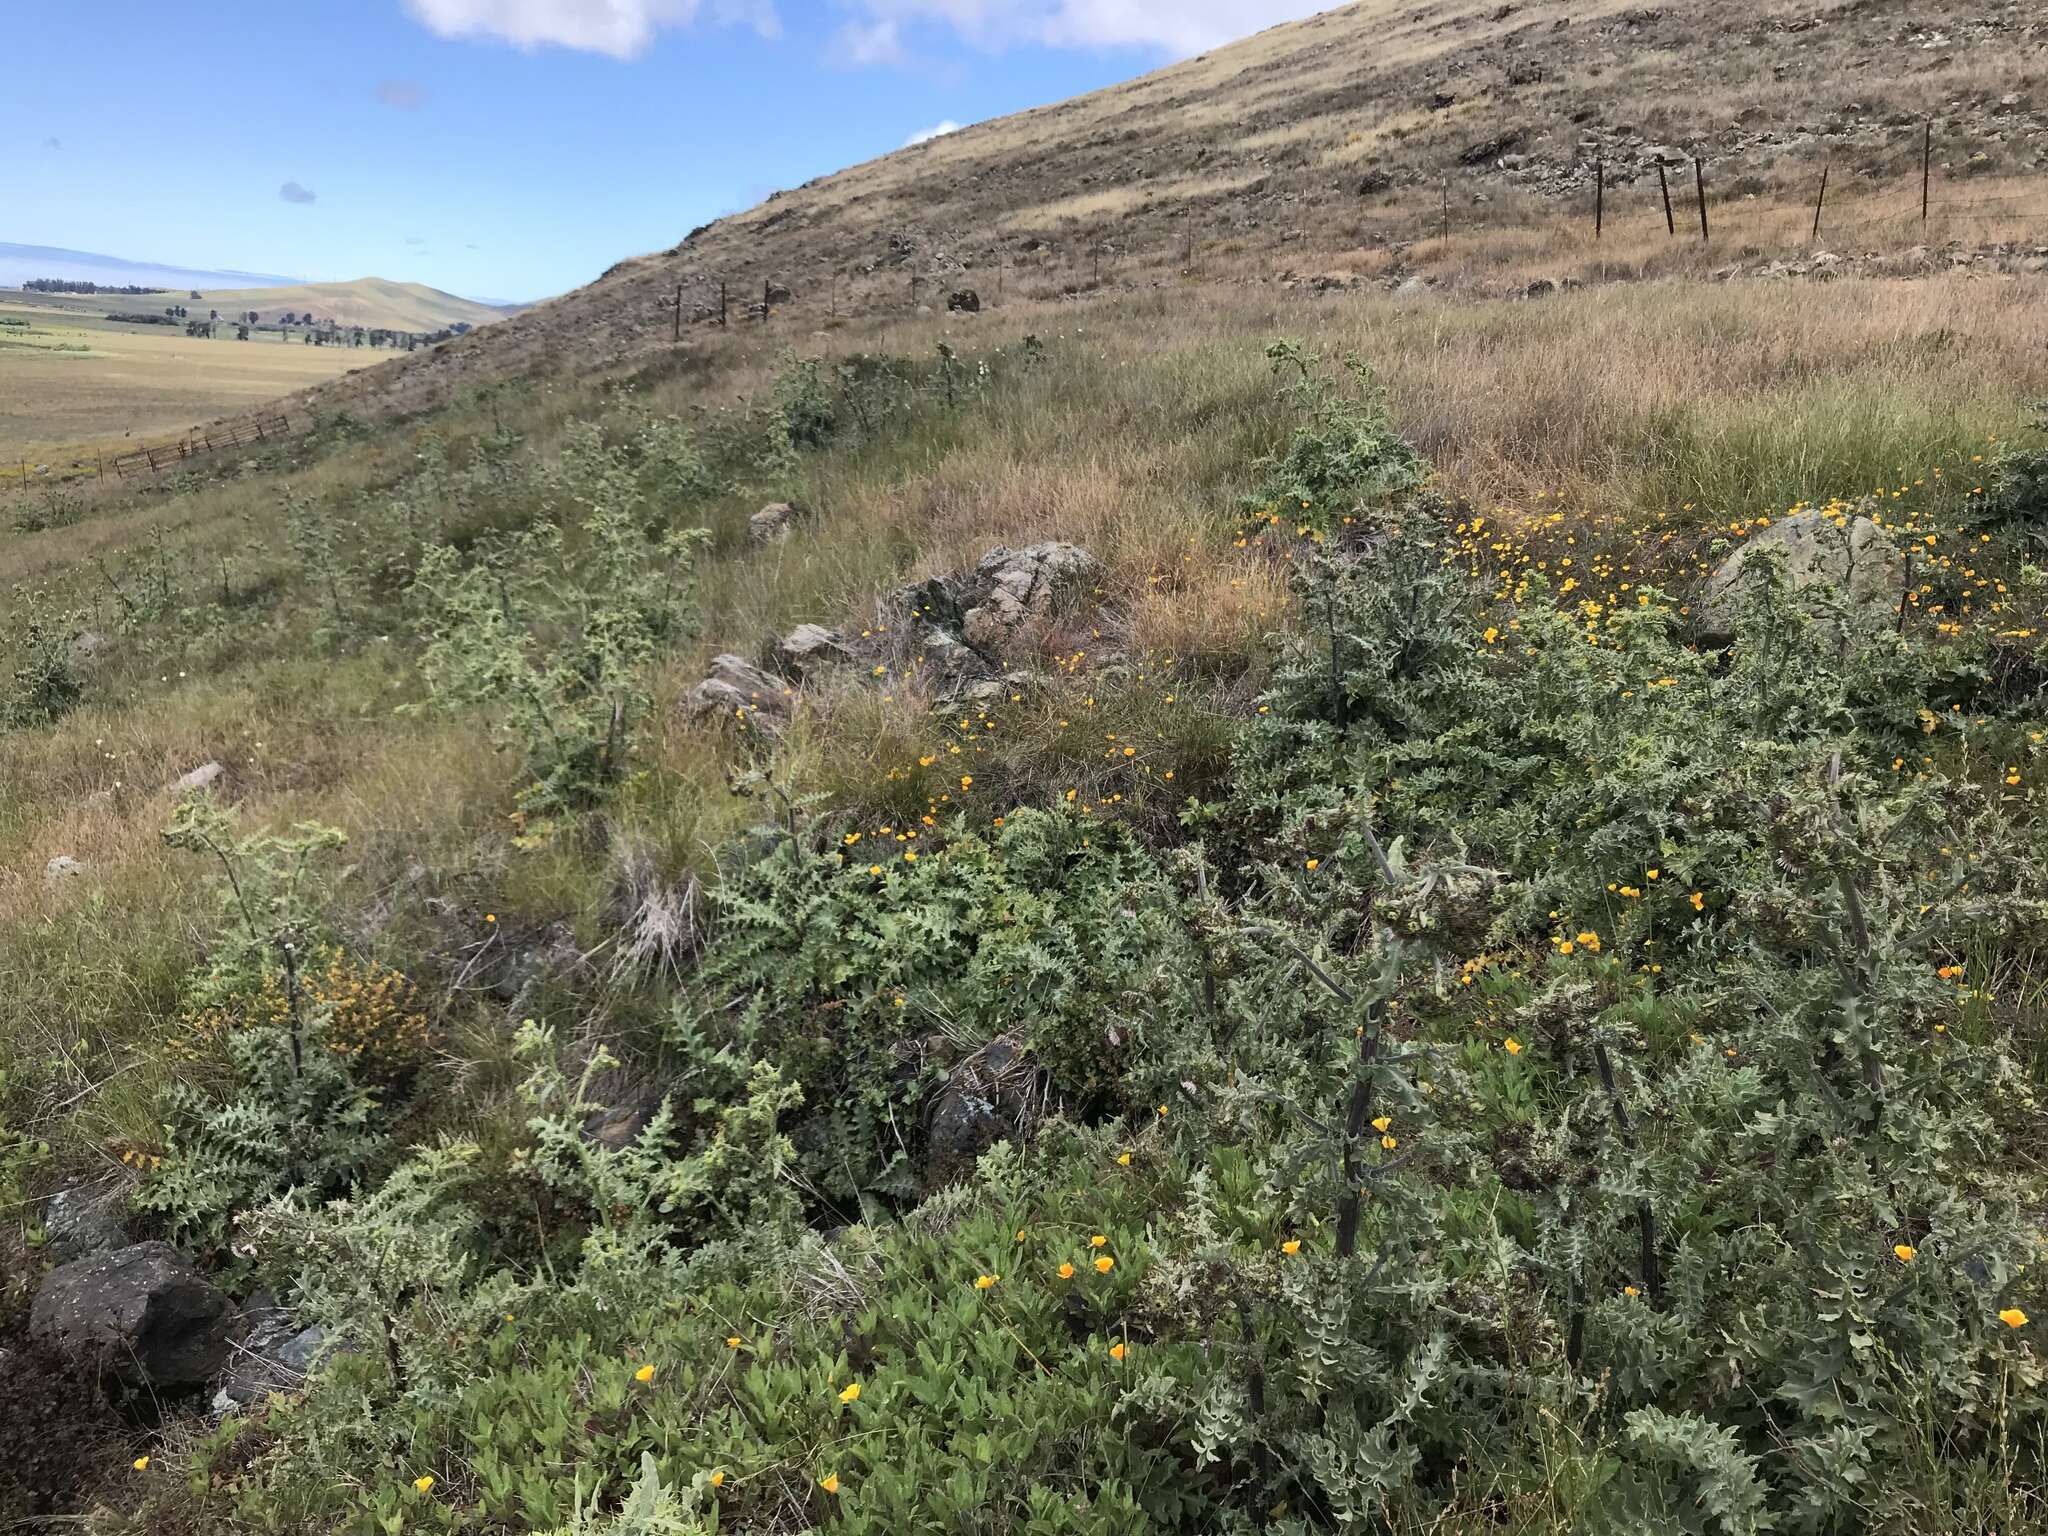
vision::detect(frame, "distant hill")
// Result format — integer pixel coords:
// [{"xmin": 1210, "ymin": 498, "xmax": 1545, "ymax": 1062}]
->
[
  {"xmin": 194, "ymin": 278, "xmax": 510, "ymax": 333},
  {"xmin": 1, "ymin": 245, "xmax": 521, "ymax": 331},
  {"xmin": 0, "ymin": 242, "xmax": 300, "ymax": 293}
]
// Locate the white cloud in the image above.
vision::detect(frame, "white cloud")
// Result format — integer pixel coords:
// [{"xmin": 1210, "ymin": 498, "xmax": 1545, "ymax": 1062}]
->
[
  {"xmin": 850, "ymin": 0, "xmax": 1331, "ymax": 60},
  {"xmin": 836, "ymin": 16, "xmax": 905, "ymax": 66},
  {"xmin": 402, "ymin": 0, "xmax": 777, "ymax": 59},
  {"xmin": 904, "ymin": 118, "xmax": 961, "ymax": 146},
  {"xmin": 280, "ymin": 180, "xmax": 318, "ymax": 204}
]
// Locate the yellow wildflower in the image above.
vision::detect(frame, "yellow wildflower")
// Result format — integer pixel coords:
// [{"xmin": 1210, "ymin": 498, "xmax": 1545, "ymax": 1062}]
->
[
  {"xmin": 1109, "ymin": 1341, "xmax": 1127, "ymax": 1361},
  {"xmin": 974, "ymin": 1274, "xmax": 999, "ymax": 1290},
  {"xmin": 839, "ymin": 1382, "xmax": 862, "ymax": 1404},
  {"xmin": 635, "ymin": 1364, "xmax": 656, "ymax": 1384},
  {"xmin": 1895, "ymin": 1244, "xmax": 1917, "ymax": 1264},
  {"xmin": 1281, "ymin": 1239, "xmax": 1301, "ymax": 1256},
  {"xmin": 2001, "ymin": 1308, "xmax": 2029, "ymax": 1329},
  {"xmin": 820, "ymin": 1473, "xmax": 842, "ymax": 1494},
  {"xmin": 1095, "ymin": 1255, "xmax": 1115, "ymax": 1274},
  {"xmin": 414, "ymin": 1475, "xmax": 436, "ymax": 1495}
]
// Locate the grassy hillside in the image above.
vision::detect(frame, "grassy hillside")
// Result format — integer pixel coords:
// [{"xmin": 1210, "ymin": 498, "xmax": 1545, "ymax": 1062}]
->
[
  {"xmin": 285, "ymin": 0, "xmax": 2048, "ymax": 423},
  {"xmin": 5, "ymin": 4, "xmax": 2048, "ymax": 1533},
  {"xmin": 5, "ymin": 255, "xmax": 2048, "ymax": 1531}
]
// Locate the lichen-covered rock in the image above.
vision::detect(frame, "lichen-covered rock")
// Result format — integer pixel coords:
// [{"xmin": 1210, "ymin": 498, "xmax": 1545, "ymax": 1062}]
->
[
  {"xmin": 215, "ymin": 1295, "xmax": 326, "ymax": 1409},
  {"xmin": 750, "ymin": 503, "xmax": 799, "ymax": 542},
  {"xmin": 1700, "ymin": 511, "xmax": 1904, "ymax": 638},
  {"xmin": 42, "ymin": 1185, "xmax": 128, "ymax": 1262},
  {"xmin": 30, "ymin": 1241, "xmax": 236, "ymax": 1387},
  {"xmin": 687, "ymin": 654, "xmax": 793, "ymax": 719},
  {"xmin": 925, "ymin": 1034, "xmax": 1040, "ymax": 1189},
  {"xmin": 774, "ymin": 623, "xmax": 848, "ymax": 676},
  {"xmin": 960, "ymin": 542, "xmax": 1104, "ymax": 660}
]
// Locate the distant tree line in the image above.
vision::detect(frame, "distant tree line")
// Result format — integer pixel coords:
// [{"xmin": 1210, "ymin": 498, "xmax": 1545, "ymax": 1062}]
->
[{"xmin": 24, "ymin": 278, "xmax": 166, "ymax": 295}]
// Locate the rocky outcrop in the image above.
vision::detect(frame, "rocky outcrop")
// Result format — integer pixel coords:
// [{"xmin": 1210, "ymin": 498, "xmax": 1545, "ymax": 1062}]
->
[
  {"xmin": 959, "ymin": 543, "xmax": 1105, "ymax": 661},
  {"xmin": 30, "ymin": 1241, "xmax": 236, "ymax": 1388},
  {"xmin": 947, "ymin": 289, "xmax": 981, "ymax": 313},
  {"xmin": 1699, "ymin": 511, "xmax": 1904, "ymax": 638}
]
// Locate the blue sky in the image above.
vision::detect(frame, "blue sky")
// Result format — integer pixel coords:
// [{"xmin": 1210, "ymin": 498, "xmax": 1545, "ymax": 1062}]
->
[{"xmin": 8, "ymin": 0, "xmax": 1326, "ymax": 303}]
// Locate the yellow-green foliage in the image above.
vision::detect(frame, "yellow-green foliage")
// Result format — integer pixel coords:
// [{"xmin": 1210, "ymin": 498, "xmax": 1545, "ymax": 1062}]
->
[{"xmin": 175, "ymin": 947, "xmax": 429, "ymax": 1083}]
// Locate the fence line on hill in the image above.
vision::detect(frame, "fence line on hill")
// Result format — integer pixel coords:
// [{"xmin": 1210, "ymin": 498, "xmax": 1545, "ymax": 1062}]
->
[
  {"xmin": 661, "ymin": 114, "xmax": 2048, "ymax": 337},
  {"xmin": 110, "ymin": 412, "xmax": 292, "ymax": 480}
]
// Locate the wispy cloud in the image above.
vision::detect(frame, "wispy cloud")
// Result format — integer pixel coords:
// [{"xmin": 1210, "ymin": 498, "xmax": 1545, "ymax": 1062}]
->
[
  {"xmin": 376, "ymin": 78, "xmax": 429, "ymax": 109},
  {"xmin": 402, "ymin": 0, "xmax": 778, "ymax": 59},
  {"xmin": 847, "ymin": 1, "xmax": 1331, "ymax": 60},
  {"xmin": 904, "ymin": 118, "xmax": 961, "ymax": 146},
  {"xmin": 836, "ymin": 17, "xmax": 905, "ymax": 66},
  {"xmin": 280, "ymin": 180, "xmax": 318, "ymax": 204},
  {"xmin": 42, "ymin": 136, "xmax": 62, "ymax": 150}
]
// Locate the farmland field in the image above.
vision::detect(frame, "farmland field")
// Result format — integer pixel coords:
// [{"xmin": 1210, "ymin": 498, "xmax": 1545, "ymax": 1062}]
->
[{"xmin": 0, "ymin": 296, "xmax": 383, "ymax": 476}]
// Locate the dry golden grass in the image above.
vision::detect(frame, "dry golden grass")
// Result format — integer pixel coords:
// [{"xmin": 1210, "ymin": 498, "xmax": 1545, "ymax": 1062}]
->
[
  {"xmin": 6, "ymin": 259, "xmax": 2045, "ymax": 1166},
  {"xmin": 0, "ymin": 299, "xmax": 378, "ymax": 474}
]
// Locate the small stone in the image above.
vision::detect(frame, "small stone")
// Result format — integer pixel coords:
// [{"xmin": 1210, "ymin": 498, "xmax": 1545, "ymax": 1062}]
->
[
  {"xmin": 44, "ymin": 855, "xmax": 85, "ymax": 883},
  {"xmin": 774, "ymin": 623, "xmax": 848, "ymax": 676},
  {"xmin": 688, "ymin": 655, "xmax": 792, "ymax": 719},
  {"xmin": 173, "ymin": 761, "xmax": 225, "ymax": 795},
  {"xmin": 43, "ymin": 1185, "xmax": 127, "ymax": 1260},
  {"xmin": 749, "ymin": 503, "xmax": 798, "ymax": 542}
]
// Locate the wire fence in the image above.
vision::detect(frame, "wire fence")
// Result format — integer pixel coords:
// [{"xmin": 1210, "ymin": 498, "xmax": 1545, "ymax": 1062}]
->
[{"xmin": 664, "ymin": 118, "xmax": 2048, "ymax": 334}]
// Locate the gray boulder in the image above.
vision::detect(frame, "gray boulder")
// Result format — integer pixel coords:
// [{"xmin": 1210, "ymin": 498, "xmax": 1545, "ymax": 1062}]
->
[
  {"xmin": 750, "ymin": 502, "xmax": 799, "ymax": 542},
  {"xmin": 43, "ymin": 1184, "xmax": 128, "ymax": 1261},
  {"xmin": 774, "ymin": 623, "xmax": 849, "ymax": 677},
  {"xmin": 925, "ymin": 1034, "xmax": 1040, "ymax": 1190},
  {"xmin": 44, "ymin": 855, "xmax": 86, "ymax": 884},
  {"xmin": 960, "ymin": 542, "xmax": 1105, "ymax": 660},
  {"xmin": 687, "ymin": 654, "xmax": 792, "ymax": 719},
  {"xmin": 30, "ymin": 1241, "xmax": 236, "ymax": 1387},
  {"xmin": 215, "ymin": 1295, "xmax": 326, "ymax": 1409},
  {"xmin": 1700, "ymin": 511, "xmax": 1905, "ymax": 638}
]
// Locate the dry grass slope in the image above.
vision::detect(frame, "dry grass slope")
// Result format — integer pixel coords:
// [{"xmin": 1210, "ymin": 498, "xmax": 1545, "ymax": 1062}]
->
[{"xmin": 287, "ymin": 0, "xmax": 2047, "ymax": 424}]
